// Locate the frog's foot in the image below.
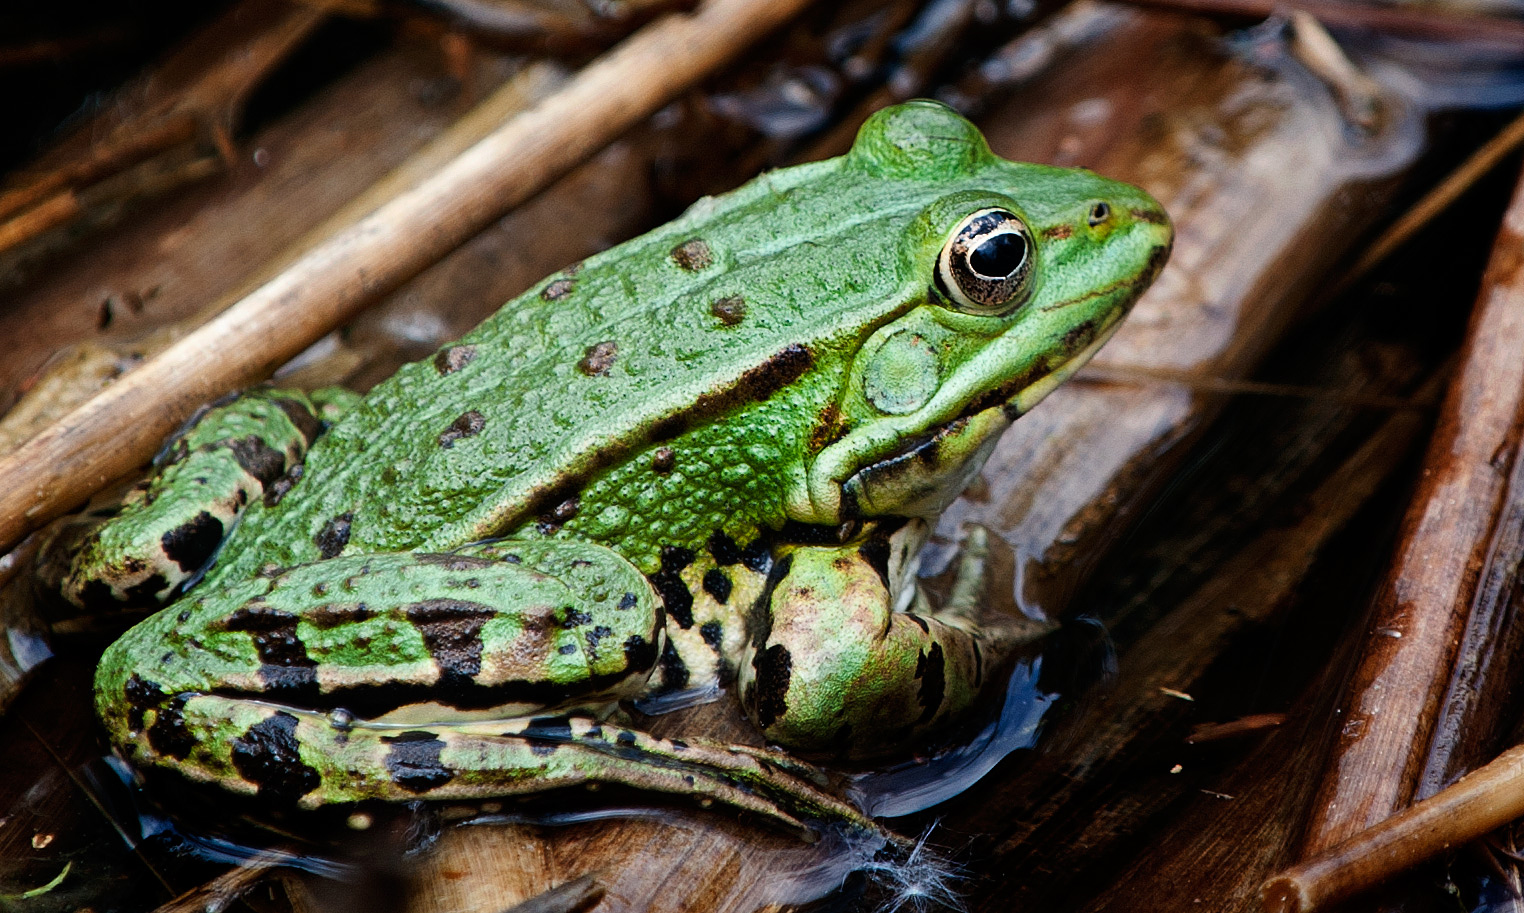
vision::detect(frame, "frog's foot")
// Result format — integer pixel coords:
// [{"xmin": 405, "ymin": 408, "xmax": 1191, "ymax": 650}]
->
[
  {"xmin": 45, "ymin": 387, "xmax": 357, "ymax": 611},
  {"xmin": 740, "ymin": 526, "xmax": 1030, "ymax": 759}
]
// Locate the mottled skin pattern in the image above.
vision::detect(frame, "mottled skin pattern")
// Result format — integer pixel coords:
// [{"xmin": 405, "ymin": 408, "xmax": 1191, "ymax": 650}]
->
[{"xmin": 78, "ymin": 101, "xmax": 1172, "ymax": 833}]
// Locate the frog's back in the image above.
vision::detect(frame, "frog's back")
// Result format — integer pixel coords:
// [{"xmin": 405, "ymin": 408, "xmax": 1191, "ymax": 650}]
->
[
  {"xmin": 217, "ymin": 164, "xmax": 905, "ymax": 573},
  {"xmin": 212, "ymin": 102, "xmax": 1071, "ymax": 577}
]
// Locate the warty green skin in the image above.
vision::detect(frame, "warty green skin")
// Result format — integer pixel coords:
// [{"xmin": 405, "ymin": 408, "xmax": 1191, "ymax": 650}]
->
[{"xmin": 86, "ymin": 101, "xmax": 1172, "ymax": 833}]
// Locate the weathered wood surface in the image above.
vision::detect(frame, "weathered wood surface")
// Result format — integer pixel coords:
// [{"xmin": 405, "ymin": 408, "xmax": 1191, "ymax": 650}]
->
[{"xmin": 1, "ymin": 1, "xmax": 1504, "ymax": 911}]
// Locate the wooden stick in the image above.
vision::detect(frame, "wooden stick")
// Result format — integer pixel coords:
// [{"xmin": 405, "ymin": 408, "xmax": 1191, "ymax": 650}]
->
[
  {"xmin": 1263, "ymin": 742, "xmax": 1524, "ymax": 913},
  {"xmin": 1292, "ymin": 153, "xmax": 1524, "ymax": 860},
  {"xmin": 0, "ymin": 0, "xmax": 814, "ymax": 555}
]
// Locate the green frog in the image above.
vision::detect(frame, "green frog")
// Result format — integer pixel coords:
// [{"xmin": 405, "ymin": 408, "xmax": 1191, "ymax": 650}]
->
[{"xmin": 61, "ymin": 101, "xmax": 1171, "ymax": 834}]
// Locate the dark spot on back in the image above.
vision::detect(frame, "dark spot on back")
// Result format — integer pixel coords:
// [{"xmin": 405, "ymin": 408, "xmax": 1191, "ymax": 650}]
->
[
  {"xmin": 541, "ymin": 277, "xmax": 575, "ymax": 300},
  {"xmin": 702, "ymin": 568, "xmax": 732, "ymax": 604},
  {"xmin": 231, "ymin": 711, "xmax": 321, "ymax": 803},
  {"xmin": 649, "ymin": 546, "xmax": 695, "ymax": 629},
  {"xmin": 671, "ymin": 238, "xmax": 714, "ymax": 271},
  {"xmin": 808, "ymin": 402, "xmax": 844, "ymax": 453},
  {"xmin": 750, "ymin": 644, "xmax": 792, "ymax": 729},
  {"xmin": 160, "ymin": 511, "xmax": 225, "ymax": 573},
  {"xmin": 227, "ymin": 435, "xmax": 287, "ymax": 487},
  {"xmin": 651, "ymin": 447, "xmax": 676, "ymax": 474},
  {"xmin": 710, "ymin": 295, "xmax": 746, "ymax": 326},
  {"xmin": 381, "ymin": 730, "xmax": 454, "ymax": 793},
  {"xmin": 434, "ymin": 344, "xmax": 478, "ymax": 375},
  {"xmin": 578, "ymin": 341, "xmax": 618, "ymax": 376},
  {"xmin": 438, "ymin": 410, "xmax": 486, "ymax": 448},
  {"xmin": 315, "ymin": 512, "xmax": 353, "ymax": 559},
  {"xmin": 618, "ymin": 591, "xmax": 638, "ymax": 610}
]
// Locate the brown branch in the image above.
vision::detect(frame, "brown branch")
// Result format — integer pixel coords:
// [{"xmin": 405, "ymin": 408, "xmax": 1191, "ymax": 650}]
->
[
  {"xmin": 1293, "ymin": 154, "xmax": 1524, "ymax": 860},
  {"xmin": 0, "ymin": 0, "xmax": 817, "ymax": 555},
  {"xmin": 1263, "ymin": 743, "xmax": 1524, "ymax": 913}
]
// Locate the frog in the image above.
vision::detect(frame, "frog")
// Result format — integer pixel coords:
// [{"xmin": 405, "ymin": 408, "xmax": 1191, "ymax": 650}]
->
[{"xmin": 59, "ymin": 101, "xmax": 1172, "ymax": 835}]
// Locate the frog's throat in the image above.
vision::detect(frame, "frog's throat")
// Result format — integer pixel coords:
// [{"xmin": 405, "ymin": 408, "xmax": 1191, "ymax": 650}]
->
[{"xmin": 796, "ymin": 318, "xmax": 1124, "ymax": 524}]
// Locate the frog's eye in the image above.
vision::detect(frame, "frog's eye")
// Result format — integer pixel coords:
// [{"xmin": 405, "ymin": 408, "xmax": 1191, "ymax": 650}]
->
[{"xmin": 935, "ymin": 208, "xmax": 1034, "ymax": 314}]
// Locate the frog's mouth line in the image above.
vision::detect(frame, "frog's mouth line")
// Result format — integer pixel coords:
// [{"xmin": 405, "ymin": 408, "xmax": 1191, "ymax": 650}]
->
[
  {"xmin": 839, "ymin": 319, "xmax": 1125, "ymax": 522},
  {"xmin": 902, "ymin": 312, "xmax": 1127, "ymax": 458}
]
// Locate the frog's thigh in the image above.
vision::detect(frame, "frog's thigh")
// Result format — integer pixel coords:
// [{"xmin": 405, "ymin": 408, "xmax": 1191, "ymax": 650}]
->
[
  {"xmin": 50, "ymin": 387, "xmax": 354, "ymax": 610},
  {"xmin": 100, "ymin": 539, "xmax": 666, "ymax": 728},
  {"xmin": 739, "ymin": 542, "xmax": 1007, "ymax": 758}
]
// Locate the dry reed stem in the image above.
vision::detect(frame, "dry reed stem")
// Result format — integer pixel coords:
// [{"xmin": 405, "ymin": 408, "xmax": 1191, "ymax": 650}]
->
[
  {"xmin": 0, "ymin": 0, "xmax": 814, "ymax": 555},
  {"xmin": 1263, "ymin": 743, "xmax": 1524, "ymax": 912}
]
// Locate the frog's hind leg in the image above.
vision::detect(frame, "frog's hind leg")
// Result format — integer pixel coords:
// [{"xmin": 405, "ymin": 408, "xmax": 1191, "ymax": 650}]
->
[
  {"xmin": 114, "ymin": 696, "xmax": 872, "ymax": 835},
  {"xmin": 45, "ymin": 387, "xmax": 358, "ymax": 610},
  {"xmin": 95, "ymin": 538, "xmax": 874, "ymax": 835},
  {"xmin": 740, "ymin": 524, "xmax": 1039, "ymax": 759}
]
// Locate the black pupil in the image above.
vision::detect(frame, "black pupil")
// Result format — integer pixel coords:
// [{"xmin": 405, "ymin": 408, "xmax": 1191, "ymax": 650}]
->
[{"xmin": 969, "ymin": 231, "xmax": 1026, "ymax": 279}]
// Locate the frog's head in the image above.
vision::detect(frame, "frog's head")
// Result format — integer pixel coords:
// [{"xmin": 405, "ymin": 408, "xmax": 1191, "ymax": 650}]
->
[{"xmin": 795, "ymin": 101, "xmax": 1172, "ymax": 524}]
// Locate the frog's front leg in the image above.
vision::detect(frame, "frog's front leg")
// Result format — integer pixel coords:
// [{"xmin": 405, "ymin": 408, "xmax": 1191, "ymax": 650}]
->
[
  {"xmin": 740, "ymin": 524, "xmax": 1035, "ymax": 759},
  {"xmin": 97, "ymin": 539, "xmax": 872, "ymax": 834},
  {"xmin": 45, "ymin": 387, "xmax": 357, "ymax": 610}
]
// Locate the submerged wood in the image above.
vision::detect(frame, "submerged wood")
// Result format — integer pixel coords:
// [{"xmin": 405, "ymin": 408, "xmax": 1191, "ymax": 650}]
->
[
  {"xmin": 0, "ymin": 0, "xmax": 816, "ymax": 557},
  {"xmin": 1300, "ymin": 161, "xmax": 1524, "ymax": 855}
]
